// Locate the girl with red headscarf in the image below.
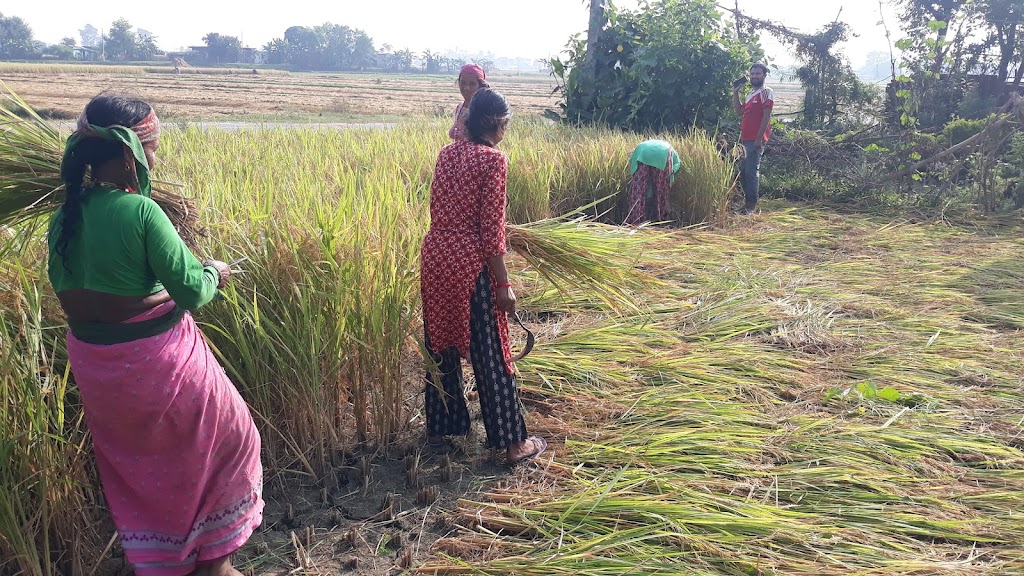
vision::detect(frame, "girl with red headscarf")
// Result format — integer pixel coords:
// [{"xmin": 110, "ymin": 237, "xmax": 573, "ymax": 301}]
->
[{"xmin": 449, "ymin": 63, "xmax": 489, "ymax": 141}]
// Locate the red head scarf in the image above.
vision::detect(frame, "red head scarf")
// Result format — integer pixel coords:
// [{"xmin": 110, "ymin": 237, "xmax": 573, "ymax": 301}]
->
[
  {"xmin": 459, "ymin": 64, "xmax": 486, "ymax": 83},
  {"xmin": 75, "ymin": 107, "xmax": 161, "ymax": 145}
]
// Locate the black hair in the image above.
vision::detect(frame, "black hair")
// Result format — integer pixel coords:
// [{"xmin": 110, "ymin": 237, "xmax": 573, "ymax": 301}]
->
[
  {"xmin": 750, "ymin": 63, "xmax": 769, "ymax": 75},
  {"xmin": 465, "ymin": 88, "xmax": 510, "ymax": 147},
  {"xmin": 56, "ymin": 94, "xmax": 152, "ymax": 272}
]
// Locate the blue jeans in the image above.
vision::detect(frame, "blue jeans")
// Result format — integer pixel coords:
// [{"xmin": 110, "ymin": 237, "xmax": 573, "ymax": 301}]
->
[{"xmin": 740, "ymin": 141, "xmax": 763, "ymax": 206}]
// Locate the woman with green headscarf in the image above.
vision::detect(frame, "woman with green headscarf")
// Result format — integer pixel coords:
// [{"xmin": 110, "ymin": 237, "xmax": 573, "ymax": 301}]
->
[{"xmin": 48, "ymin": 94, "xmax": 263, "ymax": 576}]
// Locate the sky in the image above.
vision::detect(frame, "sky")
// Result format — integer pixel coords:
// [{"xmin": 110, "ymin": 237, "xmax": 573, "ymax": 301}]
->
[{"xmin": 18, "ymin": 0, "xmax": 902, "ymax": 68}]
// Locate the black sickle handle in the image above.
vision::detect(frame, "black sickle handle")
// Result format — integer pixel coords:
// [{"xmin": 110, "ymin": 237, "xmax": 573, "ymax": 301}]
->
[{"xmin": 511, "ymin": 311, "xmax": 535, "ymax": 362}]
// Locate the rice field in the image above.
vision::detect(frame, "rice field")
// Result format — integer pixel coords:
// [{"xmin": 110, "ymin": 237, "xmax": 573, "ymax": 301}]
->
[
  {"xmin": 0, "ymin": 66, "xmax": 560, "ymax": 121},
  {"xmin": 1, "ymin": 109, "xmax": 1023, "ymax": 575}
]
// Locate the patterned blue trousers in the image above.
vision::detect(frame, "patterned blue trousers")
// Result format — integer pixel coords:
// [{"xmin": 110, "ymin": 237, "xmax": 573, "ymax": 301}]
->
[{"xmin": 424, "ymin": 267, "xmax": 528, "ymax": 449}]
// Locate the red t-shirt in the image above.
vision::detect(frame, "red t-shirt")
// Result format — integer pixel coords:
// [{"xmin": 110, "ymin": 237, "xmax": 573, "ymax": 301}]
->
[{"xmin": 740, "ymin": 87, "xmax": 774, "ymax": 142}]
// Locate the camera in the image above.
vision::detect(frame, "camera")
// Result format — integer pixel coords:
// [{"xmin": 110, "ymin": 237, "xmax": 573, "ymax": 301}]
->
[{"xmin": 733, "ymin": 76, "xmax": 748, "ymax": 88}]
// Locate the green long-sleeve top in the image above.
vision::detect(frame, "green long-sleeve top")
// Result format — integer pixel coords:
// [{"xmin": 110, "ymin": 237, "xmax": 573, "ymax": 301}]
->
[{"xmin": 47, "ymin": 186, "xmax": 219, "ymax": 311}]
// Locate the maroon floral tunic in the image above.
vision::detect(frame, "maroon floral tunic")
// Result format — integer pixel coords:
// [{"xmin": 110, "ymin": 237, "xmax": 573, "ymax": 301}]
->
[{"xmin": 421, "ymin": 140, "xmax": 514, "ymax": 374}]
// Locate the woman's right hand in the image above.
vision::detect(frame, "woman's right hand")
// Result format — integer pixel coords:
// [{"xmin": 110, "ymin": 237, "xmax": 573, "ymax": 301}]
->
[
  {"xmin": 204, "ymin": 260, "xmax": 232, "ymax": 289},
  {"xmin": 495, "ymin": 285, "xmax": 517, "ymax": 314}
]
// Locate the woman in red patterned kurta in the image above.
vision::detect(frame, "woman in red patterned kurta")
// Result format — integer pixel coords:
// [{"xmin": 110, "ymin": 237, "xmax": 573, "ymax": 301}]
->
[{"xmin": 421, "ymin": 89, "xmax": 548, "ymax": 464}]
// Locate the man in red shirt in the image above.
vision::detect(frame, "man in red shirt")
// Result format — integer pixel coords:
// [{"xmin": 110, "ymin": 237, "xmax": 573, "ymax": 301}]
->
[{"xmin": 732, "ymin": 63, "xmax": 774, "ymax": 214}]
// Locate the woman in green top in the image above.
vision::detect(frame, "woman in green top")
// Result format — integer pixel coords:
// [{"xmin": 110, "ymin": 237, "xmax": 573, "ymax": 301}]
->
[
  {"xmin": 625, "ymin": 139, "xmax": 681, "ymax": 225},
  {"xmin": 48, "ymin": 95, "xmax": 264, "ymax": 576}
]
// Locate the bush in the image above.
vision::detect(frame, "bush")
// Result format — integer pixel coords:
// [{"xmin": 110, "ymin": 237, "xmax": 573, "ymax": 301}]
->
[{"xmin": 548, "ymin": 0, "xmax": 760, "ymax": 132}]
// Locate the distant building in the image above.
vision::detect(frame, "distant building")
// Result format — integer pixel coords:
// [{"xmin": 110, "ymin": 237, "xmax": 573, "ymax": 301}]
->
[
  {"xmin": 186, "ymin": 46, "xmax": 211, "ymax": 63},
  {"xmin": 72, "ymin": 46, "xmax": 100, "ymax": 61},
  {"xmin": 240, "ymin": 47, "xmax": 266, "ymax": 65}
]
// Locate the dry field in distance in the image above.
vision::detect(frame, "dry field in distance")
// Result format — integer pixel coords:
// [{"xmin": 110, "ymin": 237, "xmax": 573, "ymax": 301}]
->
[{"xmin": 1, "ymin": 65, "xmax": 804, "ymax": 122}]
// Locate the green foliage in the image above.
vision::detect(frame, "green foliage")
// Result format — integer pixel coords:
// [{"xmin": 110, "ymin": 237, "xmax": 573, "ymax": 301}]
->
[
  {"xmin": 549, "ymin": 0, "xmax": 759, "ymax": 132},
  {"xmin": 0, "ymin": 13, "xmax": 35, "ymax": 59},
  {"xmin": 941, "ymin": 116, "xmax": 990, "ymax": 145},
  {"xmin": 891, "ymin": 0, "xmax": 1024, "ymax": 130},
  {"xmin": 792, "ymin": 22, "xmax": 880, "ymax": 131},
  {"xmin": 997, "ymin": 133, "xmax": 1024, "ymax": 209},
  {"xmin": 103, "ymin": 19, "xmax": 157, "ymax": 62},
  {"xmin": 826, "ymin": 382, "xmax": 934, "ymax": 409},
  {"xmin": 77, "ymin": 25, "xmax": 100, "ymax": 49},
  {"xmin": 202, "ymin": 33, "xmax": 242, "ymax": 64},
  {"xmin": 264, "ymin": 23, "xmax": 375, "ymax": 71},
  {"xmin": 41, "ymin": 44, "xmax": 73, "ymax": 61}
]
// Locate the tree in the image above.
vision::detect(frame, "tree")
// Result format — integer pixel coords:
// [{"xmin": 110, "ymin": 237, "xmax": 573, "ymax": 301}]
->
[
  {"xmin": 792, "ymin": 23, "xmax": 878, "ymax": 130},
  {"xmin": 352, "ymin": 31, "xmax": 375, "ymax": 70},
  {"xmin": 550, "ymin": 0, "xmax": 760, "ymax": 131},
  {"xmin": 395, "ymin": 48, "xmax": 414, "ymax": 72},
  {"xmin": 263, "ymin": 37, "xmax": 288, "ymax": 65},
  {"xmin": 0, "ymin": 13, "xmax": 36, "ymax": 59},
  {"xmin": 133, "ymin": 32, "xmax": 159, "ymax": 60},
  {"xmin": 266, "ymin": 23, "xmax": 374, "ymax": 70},
  {"xmin": 977, "ymin": 0, "xmax": 1023, "ymax": 85},
  {"xmin": 581, "ymin": 0, "xmax": 608, "ymax": 111},
  {"xmin": 422, "ymin": 50, "xmax": 441, "ymax": 73},
  {"xmin": 103, "ymin": 19, "xmax": 158, "ymax": 61},
  {"xmin": 44, "ymin": 43, "xmax": 74, "ymax": 59},
  {"xmin": 284, "ymin": 26, "xmax": 321, "ymax": 69},
  {"xmin": 203, "ymin": 32, "xmax": 242, "ymax": 64},
  {"xmin": 104, "ymin": 18, "xmax": 136, "ymax": 60},
  {"xmin": 60, "ymin": 37, "xmax": 76, "ymax": 47},
  {"xmin": 316, "ymin": 23, "xmax": 355, "ymax": 69},
  {"xmin": 477, "ymin": 58, "xmax": 495, "ymax": 74},
  {"xmin": 79, "ymin": 24, "xmax": 100, "ymax": 48},
  {"xmin": 898, "ymin": 0, "xmax": 982, "ymax": 75}
]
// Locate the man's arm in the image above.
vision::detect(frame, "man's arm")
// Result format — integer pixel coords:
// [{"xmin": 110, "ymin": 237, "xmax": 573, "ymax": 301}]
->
[
  {"xmin": 732, "ymin": 87, "xmax": 744, "ymax": 116},
  {"xmin": 755, "ymin": 107, "xmax": 772, "ymax": 148},
  {"xmin": 754, "ymin": 89, "xmax": 774, "ymax": 148}
]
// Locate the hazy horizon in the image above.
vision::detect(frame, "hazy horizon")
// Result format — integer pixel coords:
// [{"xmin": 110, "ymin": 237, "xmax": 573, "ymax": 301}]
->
[{"xmin": 17, "ymin": 1, "xmax": 901, "ymax": 70}]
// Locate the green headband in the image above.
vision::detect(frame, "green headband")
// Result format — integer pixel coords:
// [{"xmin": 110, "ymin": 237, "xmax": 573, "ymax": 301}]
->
[{"xmin": 61, "ymin": 124, "xmax": 152, "ymax": 198}]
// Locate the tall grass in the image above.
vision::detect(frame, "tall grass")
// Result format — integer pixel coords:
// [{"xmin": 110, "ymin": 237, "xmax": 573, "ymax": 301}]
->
[
  {"xmin": 0, "ymin": 253, "xmax": 102, "ymax": 576},
  {"xmin": 672, "ymin": 128, "xmax": 737, "ymax": 226},
  {"xmin": 1, "ymin": 102, "xmax": 739, "ymax": 574}
]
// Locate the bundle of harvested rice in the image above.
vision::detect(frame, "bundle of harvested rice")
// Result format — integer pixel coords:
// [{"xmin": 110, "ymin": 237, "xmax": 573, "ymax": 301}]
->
[{"xmin": 0, "ymin": 84, "xmax": 204, "ymax": 247}]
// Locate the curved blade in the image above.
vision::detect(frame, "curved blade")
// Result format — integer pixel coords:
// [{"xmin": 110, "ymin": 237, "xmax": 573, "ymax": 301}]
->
[{"xmin": 511, "ymin": 311, "xmax": 535, "ymax": 362}]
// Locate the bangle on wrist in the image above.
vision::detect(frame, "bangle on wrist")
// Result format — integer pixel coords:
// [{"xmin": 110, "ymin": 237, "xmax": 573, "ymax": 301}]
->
[{"xmin": 497, "ymin": 282, "xmax": 512, "ymax": 288}]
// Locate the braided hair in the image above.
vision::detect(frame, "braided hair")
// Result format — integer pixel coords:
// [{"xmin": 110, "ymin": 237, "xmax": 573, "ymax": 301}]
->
[
  {"xmin": 56, "ymin": 95, "xmax": 151, "ymax": 272},
  {"xmin": 465, "ymin": 88, "xmax": 510, "ymax": 147}
]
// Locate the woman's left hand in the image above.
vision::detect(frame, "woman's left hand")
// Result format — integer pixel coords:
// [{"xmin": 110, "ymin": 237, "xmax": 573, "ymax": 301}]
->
[{"xmin": 495, "ymin": 285, "xmax": 517, "ymax": 314}]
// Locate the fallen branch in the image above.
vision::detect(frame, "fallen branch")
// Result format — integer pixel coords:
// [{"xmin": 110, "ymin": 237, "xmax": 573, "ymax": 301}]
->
[{"xmin": 887, "ymin": 93, "xmax": 1024, "ymax": 181}]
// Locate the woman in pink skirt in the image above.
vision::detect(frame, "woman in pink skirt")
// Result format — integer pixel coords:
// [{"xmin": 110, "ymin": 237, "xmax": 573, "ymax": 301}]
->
[{"xmin": 47, "ymin": 94, "xmax": 263, "ymax": 576}]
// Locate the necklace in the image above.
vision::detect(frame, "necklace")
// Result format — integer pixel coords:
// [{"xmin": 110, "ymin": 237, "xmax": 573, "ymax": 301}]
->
[{"xmin": 92, "ymin": 180, "xmax": 131, "ymax": 192}]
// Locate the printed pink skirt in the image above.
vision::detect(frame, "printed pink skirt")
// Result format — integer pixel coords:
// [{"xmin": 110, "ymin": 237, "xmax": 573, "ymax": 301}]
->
[{"xmin": 68, "ymin": 302, "xmax": 263, "ymax": 575}]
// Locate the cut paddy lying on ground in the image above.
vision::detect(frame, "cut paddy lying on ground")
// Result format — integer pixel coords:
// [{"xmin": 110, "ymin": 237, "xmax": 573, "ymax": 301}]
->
[
  {"xmin": 415, "ymin": 206, "xmax": 1024, "ymax": 575},
  {"xmin": 1, "ymin": 116, "xmax": 1022, "ymax": 575}
]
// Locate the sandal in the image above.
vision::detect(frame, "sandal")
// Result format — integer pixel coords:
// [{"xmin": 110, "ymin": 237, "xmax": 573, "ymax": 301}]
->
[{"xmin": 509, "ymin": 436, "xmax": 548, "ymax": 465}]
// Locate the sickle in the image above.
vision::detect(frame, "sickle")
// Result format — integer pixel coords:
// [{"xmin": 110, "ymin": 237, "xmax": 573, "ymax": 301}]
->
[{"xmin": 511, "ymin": 311, "xmax": 535, "ymax": 362}]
